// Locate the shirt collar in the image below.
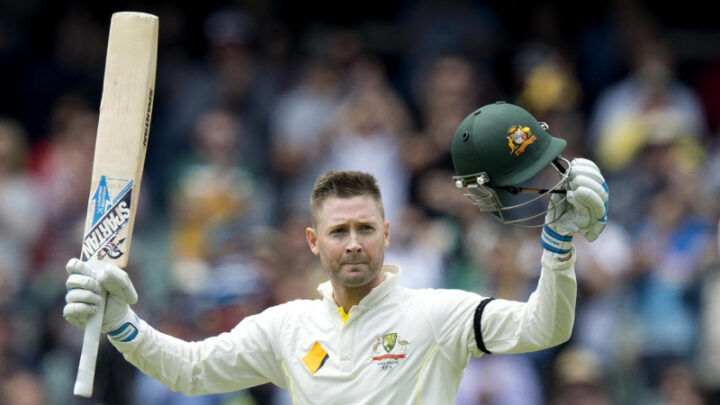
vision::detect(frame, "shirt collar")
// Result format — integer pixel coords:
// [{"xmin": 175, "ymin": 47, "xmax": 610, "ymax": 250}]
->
[{"xmin": 317, "ymin": 264, "xmax": 401, "ymax": 310}]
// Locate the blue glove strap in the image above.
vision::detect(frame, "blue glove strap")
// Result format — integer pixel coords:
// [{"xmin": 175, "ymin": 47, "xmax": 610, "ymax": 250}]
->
[
  {"xmin": 541, "ymin": 226, "xmax": 573, "ymax": 254},
  {"xmin": 601, "ymin": 181, "xmax": 609, "ymax": 223},
  {"xmin": 108, "ymin": 322, "xmax": 138, "ymax": 343}
]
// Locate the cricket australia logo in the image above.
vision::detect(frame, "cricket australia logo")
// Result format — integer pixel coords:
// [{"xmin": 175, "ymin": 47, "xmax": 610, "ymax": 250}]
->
[
  {"xmin": 82, "ymin": 175, "xmax": 133, "ymax": 261},
  {"xmin": 506, "ymin": 124, "xmax": 536, "ymax": 156},
  {"xmin": 371, "ymin": 332, "xmax": 410, "ymax": 372}
]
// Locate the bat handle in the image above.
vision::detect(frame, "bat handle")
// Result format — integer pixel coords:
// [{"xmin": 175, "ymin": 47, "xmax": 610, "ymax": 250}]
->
[{"xmin": 74, "ymin": 290, "xmax": 107, "ymax": 398}]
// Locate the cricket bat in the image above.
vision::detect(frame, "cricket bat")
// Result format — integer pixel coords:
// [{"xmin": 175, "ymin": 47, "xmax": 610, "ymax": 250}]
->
[{"xmin": 74, "ymin": 11, "xmax": 158, "ymax": 398}]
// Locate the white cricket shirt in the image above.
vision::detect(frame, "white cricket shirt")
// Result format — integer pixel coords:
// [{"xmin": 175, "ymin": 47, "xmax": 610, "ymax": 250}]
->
[{"xmin": 111, "ymin": 250, "xmax": 576, "ymax": 404}]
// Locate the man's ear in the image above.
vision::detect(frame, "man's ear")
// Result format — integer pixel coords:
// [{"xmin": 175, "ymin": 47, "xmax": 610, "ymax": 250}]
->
[
  {"xmin": 306, "ymin": 227, "xmax": 319, "ymax": 256},
  {"xmin": 384, "ymin": 220, "xmax": 390, "ymax": 248}
]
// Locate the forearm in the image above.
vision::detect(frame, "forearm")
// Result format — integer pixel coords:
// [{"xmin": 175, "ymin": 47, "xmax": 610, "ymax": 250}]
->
[
  {"xmin": 110, "ymin": 318, "xmax": 218, "ymax": 395},
  {"xmin": 110, "ymin": 317, "xmax": 274, "ymax": 395},
  {"xmin": 481, "ymin": 249, "xmax": 577, "ymax": 354}
]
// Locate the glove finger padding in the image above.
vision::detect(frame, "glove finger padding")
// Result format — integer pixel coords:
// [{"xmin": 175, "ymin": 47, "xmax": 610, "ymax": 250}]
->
[
  {"xmin": 545, "ymin": 193, "xmax": 565, "ymax": 222},
  {"xmin": 569, "ymin": 158, "xmax": 602, "ymax": 176},
  {"xmin": 569, "ymin": 186, "xmax": 606, "ymax": 225},
  {"xmin": 63, "ymin": 258, "xmax": 139, "ymax": 334},
  {"xmin": 63, "ymin": 302, "xmax": 96, "ymax": 328},
  {"xmin": 566, "ymin": 158, "xmax": 609, "ymax": 242},
  {"xmin": 581, "ymin": 220, "xmax": 606, "ymax": 242},
  {"xmin": 95, "ymin": 262, "xmax": 138, "ymax": 305},
  {"xmin": 543, "ymin": 157, "xmax": 609, "ymax": 249},
  {"xmin": 67, "ymin": 259, "xmax": 138, "ymax": 305},
  {"xmin": 545, "ymin": 193, "xmax": 579, "ymax": 236},
  {"xmin": 569, "ymin": 159, "xmax": 605, "ymax": 189},
  {"xmin": 570, "ymin": 175, "xmax": 608, "ymax": 204},
  {"xmin": 571, "ymin": 165, "xmax": 605, "ymax": 185},
  {"xmin": 66, "ymin": 273, "xmax": 102, "ymax": 294},
  {"xmin": 66, "ymin": 258, "xmax": 94, "ymax": 277},
  {"xmin": 66, "ymin": 288, "xmax": 102, "ymax": 305}
]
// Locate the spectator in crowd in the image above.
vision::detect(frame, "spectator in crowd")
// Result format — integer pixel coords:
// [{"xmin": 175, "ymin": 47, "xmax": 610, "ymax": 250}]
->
[
  {"xmin": 630, "ymin": 180, "xmax": 714, "ymax": 388},
  {"xmin": 169, "ymin": 108, "xmax": 271, "ymax": 294},
  {"xmin": 548, "ymin": 347, "xmax": 612, "ymax": 405},
  {"xmin": 589, "ymin": 38, "xmax": 705, "ymax": 172},
  {"xmin": 31, "ymin": 96, "xmax": 96, "ymax": 279},
  {"xmin": 0, "ymin": 119, "xmax": 45, "ymax": 303},
  {"xmin": 270, "ymin": 56, "xmax": 342, "ymax": 217},
  {"xmin": 403, "ymin": 54, "xmax": 490, "ymax": 218},
  {"xmin": 318, "ymin": 74, "xmax": 413, "ymax": 225},
  {"xmin": 0, "ymin": 369, "xmax": 47, "ymax": 405}
]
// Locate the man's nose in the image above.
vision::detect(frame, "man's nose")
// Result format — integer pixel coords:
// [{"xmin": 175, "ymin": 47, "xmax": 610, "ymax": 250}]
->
[{"xmin": 345, "ymin": 233, "xmax": 362, "ymax": 253}]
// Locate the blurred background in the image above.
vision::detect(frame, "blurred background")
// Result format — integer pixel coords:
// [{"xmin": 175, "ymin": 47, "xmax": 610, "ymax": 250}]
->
[{"xmin": 2, "ymin": 0, "xmax": 720, "ymax": 404}]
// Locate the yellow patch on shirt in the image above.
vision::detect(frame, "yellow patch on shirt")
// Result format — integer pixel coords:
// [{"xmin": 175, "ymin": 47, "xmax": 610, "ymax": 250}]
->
[
  {"xmin": 337, "ymin": 307, "xmax": 350, "ymax": 324},
  {"xmin": 302, "ymin": 342, "xmax": 329, "ymax": 375}
]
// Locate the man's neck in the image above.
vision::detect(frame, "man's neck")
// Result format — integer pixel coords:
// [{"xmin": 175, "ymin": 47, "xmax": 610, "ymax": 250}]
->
[{"xmin": 331, "ymin": 275, "xmax": 385, "ymax": 313}]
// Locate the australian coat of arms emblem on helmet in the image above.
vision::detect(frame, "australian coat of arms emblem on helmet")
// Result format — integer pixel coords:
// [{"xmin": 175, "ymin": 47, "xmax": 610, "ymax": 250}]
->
[{"xmin": 506, "ymin": 125, "xmax": 536, "ymax": 156}]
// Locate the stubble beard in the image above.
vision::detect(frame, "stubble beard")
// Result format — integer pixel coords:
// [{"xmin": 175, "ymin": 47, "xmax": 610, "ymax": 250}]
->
[{"xmin": 335, "ymin": 252, "xmax": 384, "ymax": 288}]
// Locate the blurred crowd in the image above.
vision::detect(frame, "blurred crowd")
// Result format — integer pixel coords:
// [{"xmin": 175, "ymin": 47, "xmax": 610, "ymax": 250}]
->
[{"xmin": 2, "ymin": 1, "xmax": 720, "ymax": 404}]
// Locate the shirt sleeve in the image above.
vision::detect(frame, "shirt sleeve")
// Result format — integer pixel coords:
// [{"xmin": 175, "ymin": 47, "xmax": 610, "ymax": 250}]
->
[
  {"xmin": 475, "ymin": 249, "xmax": 577, "ymax": 356},
  {"xmin": 109, "ymin": 304, "xmax": 289, "ymax": 396},
  {"xmin": 417, "ymin": 288, "xmax": 484, "ymax": 369}
]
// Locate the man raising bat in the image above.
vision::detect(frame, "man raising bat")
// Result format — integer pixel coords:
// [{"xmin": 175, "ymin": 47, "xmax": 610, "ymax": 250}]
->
[{"xmin": 63, "ymin": 103, "xmax": 609, "ymax": 403}]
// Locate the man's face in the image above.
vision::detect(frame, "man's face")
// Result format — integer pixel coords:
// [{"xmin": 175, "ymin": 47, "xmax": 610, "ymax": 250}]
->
[{"xmin": 306, "ymin": 195, "xmax": 389, "ymax": 289}]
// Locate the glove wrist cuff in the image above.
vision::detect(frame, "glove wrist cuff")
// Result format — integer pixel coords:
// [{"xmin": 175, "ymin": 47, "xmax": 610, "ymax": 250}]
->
[
  {"xmin": 541, "ymin": 226, "xmax": 573, "ymax": 254},
  {"xmin": 106, "ymin": 308, "xmax": 139, "ymax": 342}
]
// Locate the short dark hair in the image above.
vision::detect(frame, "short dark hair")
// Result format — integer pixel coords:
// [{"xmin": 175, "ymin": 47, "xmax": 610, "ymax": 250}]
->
[{"xmin": 310, "ymin": 170, "xmax": 383, "ymax": 226}]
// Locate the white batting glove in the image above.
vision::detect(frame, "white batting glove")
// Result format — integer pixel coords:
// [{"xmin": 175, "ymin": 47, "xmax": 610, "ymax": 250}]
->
[
  {"xmin": 542, "ymin": 158, "xmax": 609, "ymax": 253},
  {"xmin": 63, "ymin": 259, "xmax": 140, "ymax": 342}
]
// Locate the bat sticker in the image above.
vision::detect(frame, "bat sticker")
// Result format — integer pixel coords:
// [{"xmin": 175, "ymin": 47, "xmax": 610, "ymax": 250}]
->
[
  {"xmin": 100, "ymin": 236, "xmax": 127, "ymax": 260},
  {"xmin": 82, "ymin": 175, "xmax": 133, "ymax": 261}
]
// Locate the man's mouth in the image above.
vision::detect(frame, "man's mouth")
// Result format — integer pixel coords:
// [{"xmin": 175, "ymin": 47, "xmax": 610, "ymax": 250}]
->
[
  {"xmin": 342, "ymin": 254, "xmax": 368, "ymax": 265},
  {"xmin": 341, "ymin": 259, "xmax": 368, "ymax": 266}
]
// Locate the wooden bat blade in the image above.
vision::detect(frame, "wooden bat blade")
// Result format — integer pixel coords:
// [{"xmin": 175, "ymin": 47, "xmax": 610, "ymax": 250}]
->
[
  {"xmin": 74, "ymin": 11, "xmax": 158, "ymax": 398},
  {"xmin": 81, "ymin": 11, "xmax": 158, "ymax": 268}
]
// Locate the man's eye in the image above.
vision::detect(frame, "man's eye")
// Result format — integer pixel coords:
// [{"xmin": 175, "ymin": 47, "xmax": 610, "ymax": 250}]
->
[
  {"xmin": 330, "ymin": 228, "xmax": 346, "ymax": 235},
  {"xmin": 358, "ymin": 225, "xmax": 375, "ymax": 233}
]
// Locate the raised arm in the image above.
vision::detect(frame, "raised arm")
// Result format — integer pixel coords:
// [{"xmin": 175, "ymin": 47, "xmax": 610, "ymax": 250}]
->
[
  {"xmin": 63, "ymin": 259, "xmax": 286, "ymax": 395},
  {"xmin": 478, "ymin": 158, "xmax": 608, "ymax": 354}
]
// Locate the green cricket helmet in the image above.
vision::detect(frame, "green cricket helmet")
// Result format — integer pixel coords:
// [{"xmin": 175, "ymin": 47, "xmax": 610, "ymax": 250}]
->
[{"xmin": 451, "ymin": 102, "xmax": 570, "ymax": 227}]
